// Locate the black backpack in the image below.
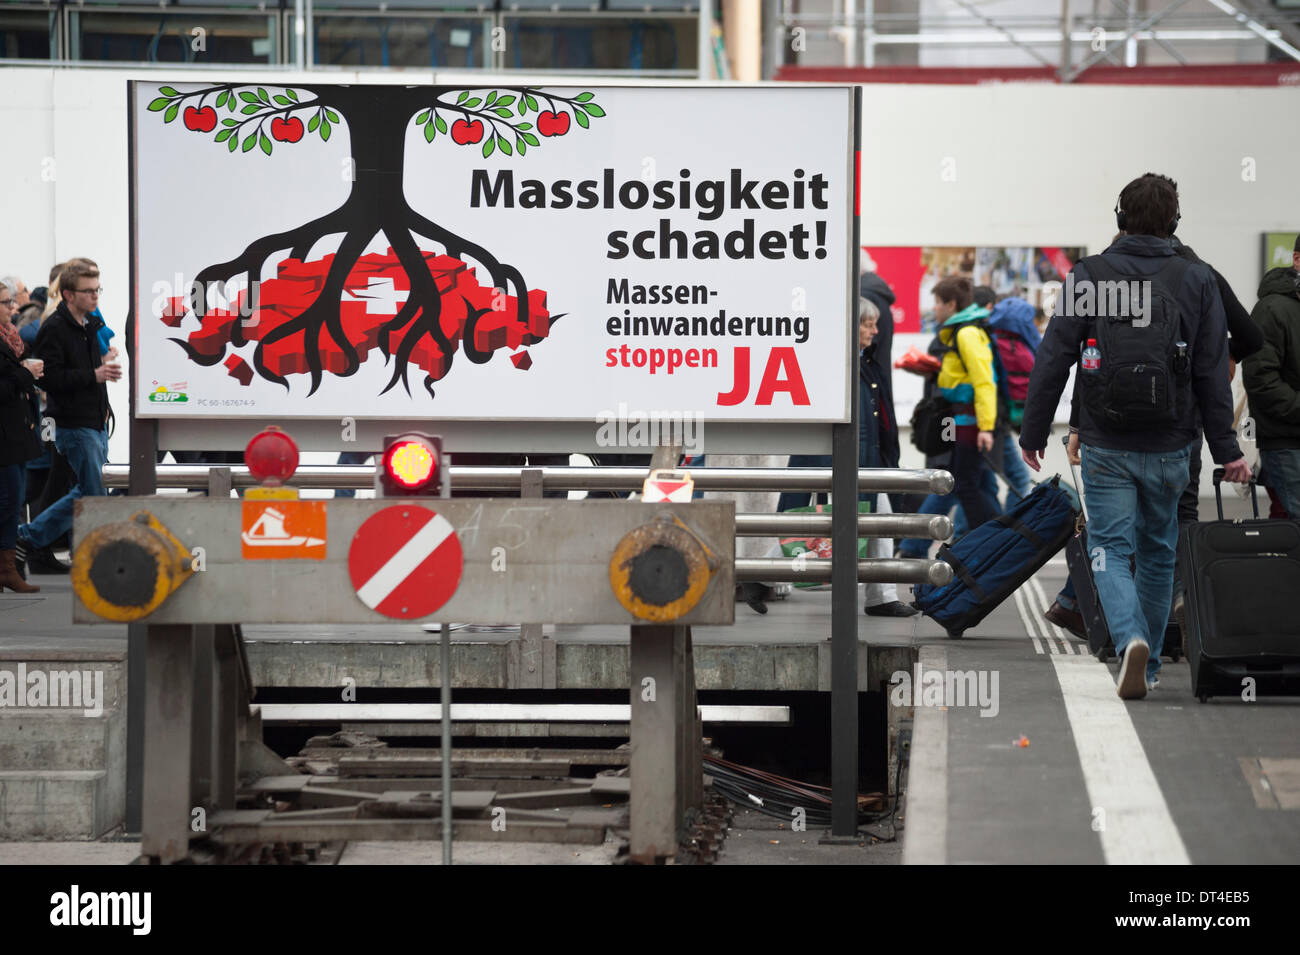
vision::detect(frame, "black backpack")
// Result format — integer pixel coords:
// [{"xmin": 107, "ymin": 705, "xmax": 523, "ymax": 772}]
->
[{"xmin": 1076, "ymin": 254, "xmax": 1192, "ymax": 433}]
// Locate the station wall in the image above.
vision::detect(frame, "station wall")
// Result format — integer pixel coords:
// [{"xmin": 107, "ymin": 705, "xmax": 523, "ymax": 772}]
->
[{"xmin": 0, "ymin": 67, "xmax": 1296, "ymax": 470}]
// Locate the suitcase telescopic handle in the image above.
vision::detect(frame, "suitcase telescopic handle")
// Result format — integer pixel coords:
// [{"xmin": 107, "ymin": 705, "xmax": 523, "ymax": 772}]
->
[
  {"xmin": 1212, "ymin": 466, "xmax": 1259, "ymax": 520},
  {"xmin": 1062, "ymin": 433, "xmax": 1088, "ymax": 522}
]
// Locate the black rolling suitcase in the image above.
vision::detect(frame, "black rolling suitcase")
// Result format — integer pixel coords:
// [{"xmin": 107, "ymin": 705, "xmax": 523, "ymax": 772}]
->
[
  {"xmin": 1178, "ymin": 468, "xmax": 1300, "ymax": 701},
  {"xmin": 1062, "ymin": 436, "xmax": 1182, "ymax": 662}
]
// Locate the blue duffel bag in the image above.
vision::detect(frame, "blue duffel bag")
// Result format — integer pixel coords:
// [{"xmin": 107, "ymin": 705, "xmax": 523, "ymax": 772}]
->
[{"xmin": 913, "ymin": 475, "xmax": 1079, "ymax": 639}]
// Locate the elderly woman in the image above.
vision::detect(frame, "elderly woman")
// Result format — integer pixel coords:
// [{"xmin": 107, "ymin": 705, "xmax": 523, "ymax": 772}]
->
[{"xmin": 0, "ymin": 282, "xmax": 44, "ymax": 592}]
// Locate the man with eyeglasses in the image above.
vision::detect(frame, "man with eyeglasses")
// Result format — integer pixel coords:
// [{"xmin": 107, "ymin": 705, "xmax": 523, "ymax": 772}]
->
[{"xmin": 14, "ymin": 260, "xmax": 121, "ymax": 576}]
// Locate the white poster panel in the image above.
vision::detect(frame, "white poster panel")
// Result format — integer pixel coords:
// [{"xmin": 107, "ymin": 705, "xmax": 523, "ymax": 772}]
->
[{"xmin": 131, "ymin": 82, "xmax": 853, "ymax": 423}]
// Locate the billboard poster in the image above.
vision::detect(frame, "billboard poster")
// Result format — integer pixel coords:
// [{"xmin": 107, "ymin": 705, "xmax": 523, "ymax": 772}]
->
[
  {"xmin": 131, "ymin": 82, "xmax": 854, "ymax": 423},
  {"xmin": 1263, "ymin": 232, "xmax": 1299, "ymax": 277},
  {"xmin": 861, "ymin": 244, "xmax": 1083, "ymax": 335}
]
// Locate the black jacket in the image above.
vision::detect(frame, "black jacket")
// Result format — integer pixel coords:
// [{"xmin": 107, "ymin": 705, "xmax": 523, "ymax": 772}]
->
[
  {"xmin": 35, "ymin": 301, "xmax": 109, "ymax": 431},
  {"xmin": 0, "ymin": 346, "xmax": 42, "ymax": 466},
  {"xmin": 1243, "ymin": 267, "xmax": 1300, "ymax": 450},
  {"xmin": 859, "ymin": 271, "xmax": 901, "ymax": 468},
  {"xmin": 1020, "ymin": 234, "xmax": 1241, "ymax": 464},
  {"xmin": 860, "ymin": 344, "xmax": 899, "ymax": 469},
  {"xmin": 1172, "ymin": 238, "xmax": 1263, "ymax": 362}
]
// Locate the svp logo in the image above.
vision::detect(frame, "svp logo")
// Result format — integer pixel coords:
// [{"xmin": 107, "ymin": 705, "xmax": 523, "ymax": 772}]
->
[{"xmin": 147, "ymin": 381, "xmax": 189, "ymax": 403}]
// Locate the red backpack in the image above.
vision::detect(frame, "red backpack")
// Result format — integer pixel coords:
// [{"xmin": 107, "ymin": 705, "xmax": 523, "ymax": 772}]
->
[{"xmin": 989, "ymin": 328, "xmax": 1035, "ymax": 424}]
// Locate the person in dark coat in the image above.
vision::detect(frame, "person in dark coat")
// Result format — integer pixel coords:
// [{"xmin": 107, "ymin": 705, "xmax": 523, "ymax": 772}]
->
[{"xmin": 0, "ymin": 285, "xmax": 44, "ymax": 592}]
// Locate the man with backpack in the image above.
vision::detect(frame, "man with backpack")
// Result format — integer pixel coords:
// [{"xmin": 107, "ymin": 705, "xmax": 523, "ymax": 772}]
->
[{"xmin": 1020, "ymin": 173, "xmax": 1250, "ymax": 700}]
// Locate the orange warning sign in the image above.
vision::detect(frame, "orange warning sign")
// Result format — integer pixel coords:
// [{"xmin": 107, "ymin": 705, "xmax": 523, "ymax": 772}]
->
[{"xmin": 241, "ymin": 501, "xmax": 328, "ymax": 560}]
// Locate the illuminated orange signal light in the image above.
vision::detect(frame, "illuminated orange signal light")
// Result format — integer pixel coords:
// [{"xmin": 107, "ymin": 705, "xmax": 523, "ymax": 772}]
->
[{"xmin": 378, "ymin": 433, "xmax": 443, "ymax": 496}]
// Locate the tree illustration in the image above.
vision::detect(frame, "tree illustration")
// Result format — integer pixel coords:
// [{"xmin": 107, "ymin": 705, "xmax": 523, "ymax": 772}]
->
[{"xmin": 147, "ymin": 83, "xmax": 605, "ymax": 397}]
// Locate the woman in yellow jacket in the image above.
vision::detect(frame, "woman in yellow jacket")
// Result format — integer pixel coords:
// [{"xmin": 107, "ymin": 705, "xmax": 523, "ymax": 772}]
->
[{"xmin": 933, "ymin": 276, "xmax": 1001, "ymax": 531}]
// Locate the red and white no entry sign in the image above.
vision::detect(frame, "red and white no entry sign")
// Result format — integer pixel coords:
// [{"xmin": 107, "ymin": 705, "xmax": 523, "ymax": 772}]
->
[{"xmin": 348, "ymin": 505, "xmax": 463, "ymax": 619}]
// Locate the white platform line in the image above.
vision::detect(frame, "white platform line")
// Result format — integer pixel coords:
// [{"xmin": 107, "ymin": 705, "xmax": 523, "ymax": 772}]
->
[
  {"xmin": 902, "ymin": 645, "xmax": 948, "ymax": 865},
  {"xmin": 356, "ymin": 514, "xmax": 454, "ymax": 610},
  {"xmin": 1012, "ymin": 587, "xmax": 1047, "ymax": 655},
  {"xmin": 1029, "ymin": 576, "xmax": 1074, "ymax": 654},
  {"xmin": 1051, "ymin": 655, "xmax": 1190, "ymax": 864}
]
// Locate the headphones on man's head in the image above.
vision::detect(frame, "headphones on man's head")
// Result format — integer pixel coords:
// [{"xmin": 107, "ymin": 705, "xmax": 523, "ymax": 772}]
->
[{"xmin": 1115, "ymin": 193, "xmax": 1180, "ymax": 236}]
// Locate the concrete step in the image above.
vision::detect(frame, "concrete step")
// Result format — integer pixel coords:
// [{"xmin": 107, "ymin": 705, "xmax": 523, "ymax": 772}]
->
[
  {"xmin": 0, "ymin": 650, "xmax": 127, "ymax": 840},
  {"xmin": 0, "ymin": 770, "xmax": 120, "ymax": 840},
  {"xmin": 0, "ymin": 709, "xmax": 126, "ymax": 772}
]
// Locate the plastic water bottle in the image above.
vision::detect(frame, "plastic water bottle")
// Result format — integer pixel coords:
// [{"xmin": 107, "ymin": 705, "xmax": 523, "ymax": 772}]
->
[{"xmin": 1081, "ymin": 338, "xmax": 1101, "ymax": 374}]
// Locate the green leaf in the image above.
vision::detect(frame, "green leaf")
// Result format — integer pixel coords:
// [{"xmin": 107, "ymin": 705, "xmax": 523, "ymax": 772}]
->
[
  {"xmin": 434, "ymin": 115, "xmax": 448, "ymax": 134},
  {"xmin": 260, "ymin": 132, "xmax": 272, "ymax": 156},
  {"xmin": 221, "ymin": 118, "xmax": 238, "ymax": 126},
  {"xmin": 227, "ymin": 97, "xmax": 237, "ymax": 113},
  {"xmin": 216, "ymin": 128, "xmax": 233, "ymax": 142},
  {"xmin": 321, "ymin": 120, "xmax": 332, "ymax": 142},
  {"xmin": 257, "ymin": 87, "xmax": 270, "ymax": 103},
  {"xmin": 216, "ymin": 91, "xmax": 228, "ymax": 108},
  {"xmin": 462, "ymin": 98, "xmax": 482, "ymax": 109},
  {"xmin": 574, "ymin": 110, "xmax": 589, "ymax": 129},
  {"xmin": 308, "ymin": 113, "xmax": 320, "ymax": 133},
  {"xmin": 163, "ymin": 102, "xmax": 179, "ymax": 124},
  {"xmin": 241, "ymin": 104, "xmax": 261, "ymax": 115},
  {"xmin": 575, "ymin": 92, "xmax": 594, "ymax": 103},
  {"xmin": 583, "ymin": 103, "xmax": 605, "ymax": 117},
  {"xmin": 240, "ymin": 91, "xmax": 260, "ymax": 104},
  {"xmin": 482, "ymin": 138, "xmax": 495, "ymax": 159},
  {"xmin": 498, "ymin": 136, "xmax": 512, "ymax": 156},
  {"xmin": 522, "ymin": 131, "xmax": 539, "ymax": 147},
  {"xmin": 272, "ymin": 94, "xmax": 290, "ymax": 106},
  {"xmin": 456, "ymin": 91, "xmax": 469, "ymax": 104},
  {"xmin": 517, "ymin": 122, "xmax": 532, "ymax": 130},
  {"xmin": 325, "ymin": 109, "xmax": 340, "ymax": 123},
  {"xmin": 147, "ymin": 97, "xmax": 170, "ymax": 112},
  {"xmin": 517, "ymin": 140, "xmax": 526, "ymax": 156},
  {"xmin": 494, "ymin": 108, "xmax": 512, "ymax": 118},
  {"xmin": 485, "ymin": 91, "xmax": 497, "ymax": 107},
  {"xmin": 416, "ymin": 109, "xmax": 430, "ymax": 124},
  {"xmin": 496, "ymin": 95, "xmax": 515, "ymax": 108},
  {"xmin": 159, "ymin": 85, "xmax": 179, "ymax": 97},
  {"xmin": 228, "ymin": 136, "xmax": 238, "ymax": 153},
  {"xmin": 242, "ymin": 134, "xmax": 257, "ymax": 153},
  {"xmin": 424, "ymin": 121, "xmax": 436, "ymax": 143},
  {"xmin": 286, "ymin": 88, "xmax": 299, "ymax": 102},
  {"xmin": 517, "ymin": 100, "xmax": 527, "ymax": 117},
  {"xmin": 525, "ymin": 93, "xmax": 538, "ymax": 111}
]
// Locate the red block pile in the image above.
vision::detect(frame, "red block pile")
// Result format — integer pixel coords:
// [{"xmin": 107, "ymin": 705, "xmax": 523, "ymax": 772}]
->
[{"xmin": 162, "ymin": 248, "xmax": 551, "ymax": 384}]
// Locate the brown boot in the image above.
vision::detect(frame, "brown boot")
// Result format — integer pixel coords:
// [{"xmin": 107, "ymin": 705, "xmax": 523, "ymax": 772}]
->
[{"xmin": 0, "ymin": 549, "xmax": 39, "ymax": 593}]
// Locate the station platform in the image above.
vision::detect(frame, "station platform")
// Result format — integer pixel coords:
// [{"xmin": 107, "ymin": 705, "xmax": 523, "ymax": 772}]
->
[{"xmin": 3, "ymin": 487, "xmax": 1297, "ymax": 865}]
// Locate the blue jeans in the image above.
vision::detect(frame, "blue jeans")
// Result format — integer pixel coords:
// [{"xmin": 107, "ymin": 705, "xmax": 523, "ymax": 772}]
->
[
  {"xmin": 19, "ymin": 426, "xmax": 108, "ymax": 549},
  {"xmin": 334, "ymin": 450, "xmax": 373, "ymax": 499},
  {"xmin": 897, "ymin": 467, "xmax": 999, "ymax": 557},
  {"xmin": 1260, "ymin": 449, "xmax": 1300, "ymax": 520},
  {"xmin": 999, "ymin": 432, "xmax": 1032, "ymax": 506},
  {"xmin": 1081, "ymin": 442, "xmax": 1190, "ymax": 680}
]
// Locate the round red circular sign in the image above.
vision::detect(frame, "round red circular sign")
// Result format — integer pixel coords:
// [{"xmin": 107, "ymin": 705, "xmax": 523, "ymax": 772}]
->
[{"xmin": 348, "ymin": 505, "xmax": 463, "ymax": 619}]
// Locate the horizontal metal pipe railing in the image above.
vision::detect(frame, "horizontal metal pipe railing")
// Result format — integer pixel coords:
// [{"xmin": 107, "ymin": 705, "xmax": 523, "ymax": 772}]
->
[
  {"xmin": 736, "ymin": 557, "xmax": 953, "ymax": 586},
  {"xmin": 102, "ymin": 464, "xmax": 955, "ymax": 495},
  {"xmin": 736, "ymin": 513, "xmax": 952, "ymax": 539}
]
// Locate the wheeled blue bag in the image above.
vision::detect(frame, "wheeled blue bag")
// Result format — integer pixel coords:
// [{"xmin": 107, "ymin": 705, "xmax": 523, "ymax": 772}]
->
[{"xmin": 913, "ymin": 475, "xmax": 1079, "ymax": 639}]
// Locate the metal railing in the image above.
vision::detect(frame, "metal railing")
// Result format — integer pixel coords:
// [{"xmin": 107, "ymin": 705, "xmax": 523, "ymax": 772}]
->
[{"xmin": 101, "ymin": 462, "xmax": 956, "ymax": 586}]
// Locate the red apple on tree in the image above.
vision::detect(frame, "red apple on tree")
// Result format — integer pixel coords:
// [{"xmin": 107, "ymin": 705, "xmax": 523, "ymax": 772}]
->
[
  {"xmin": 184, "ymin": 106, "xmax": 218, "ymax": 132},
  {"xmin": 451, "ymin": 119, "xmax": 484, "ymax": 145},
  {"xmin": 536, "ymin": 110, "xmax": 570, "ymax": 137},
  {"xmin": 271, "ymin": 117, "xmax": 305, "ymax": 143}
]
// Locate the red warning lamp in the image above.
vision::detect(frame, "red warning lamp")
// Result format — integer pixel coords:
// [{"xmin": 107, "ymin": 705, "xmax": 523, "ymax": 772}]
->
[
  {"xmin": 245, "ymin": 426, "xmax": 300, "ymax": 486},
  {"xmin": 379, "ymin": 433, "xmax": 443, "ymax": 497}
]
